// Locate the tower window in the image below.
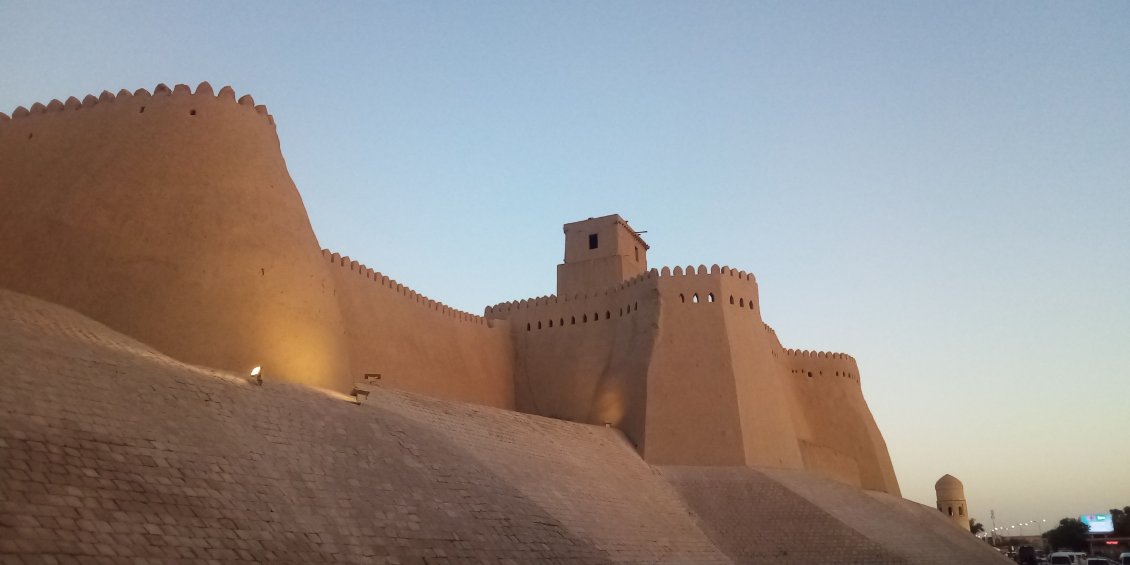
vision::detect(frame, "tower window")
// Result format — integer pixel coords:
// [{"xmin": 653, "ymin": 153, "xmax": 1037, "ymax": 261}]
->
[
  {"xmin": 588, "ymin": 234, "xmax": 598, "ymax": 249},
  {"xmin": 635, "ymin": 246, "xmax": 639, "ymax": 262}
]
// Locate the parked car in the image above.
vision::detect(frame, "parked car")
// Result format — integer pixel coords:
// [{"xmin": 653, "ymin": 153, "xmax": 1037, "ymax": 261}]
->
[
  {"xmin": 1016, "ymin": 545, "xmax": 1039, "ymax": 565},
  {"xmin": 1119, "ymin": 552, "xmax": 1130, "ymax": 565},
  {"xmin": 1049, "ymin": 552, "xmax": 1087, "ymax": 565}
]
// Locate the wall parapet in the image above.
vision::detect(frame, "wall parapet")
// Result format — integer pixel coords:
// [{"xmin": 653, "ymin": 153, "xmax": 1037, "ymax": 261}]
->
[
  {"xmin": 485, "ymin": 263, "xmax": 759, "ymax": 317},
  {"xmin": 782, "ymin": 347, "xmax": 861, "ymax": 383},
  {"xmin": 655, "ymin": 263, "xmax": 756, "ymax": 283},
  {"xmin": 321, "ymin": 249, "xmax": 490, "ymax": 326},
  {"xmin": 782, "ymin": 348, "xmax": 855, "ymax": 362},
  {"xmin": 0, "ymin": 81, "xmax": 277, "ymax": 129},
  {"xmin": 485, "ymin": 268, "xmax": 660, "ymax": 317}
]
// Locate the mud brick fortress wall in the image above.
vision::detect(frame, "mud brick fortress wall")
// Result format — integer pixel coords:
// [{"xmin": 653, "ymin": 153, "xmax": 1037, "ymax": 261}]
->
[{"xmin": 1, "ymin": 83, "xmax": 896, "ymax": 495}]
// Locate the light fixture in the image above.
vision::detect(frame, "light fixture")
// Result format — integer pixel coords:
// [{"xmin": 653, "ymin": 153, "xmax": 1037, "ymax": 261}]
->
[
  {"xmin": 351, "ymin": 386, "xmax": 370, "ymax": 405},
  {"xmin": 250, "ymin": 366, "xmax": 262, "ymax": 386}
]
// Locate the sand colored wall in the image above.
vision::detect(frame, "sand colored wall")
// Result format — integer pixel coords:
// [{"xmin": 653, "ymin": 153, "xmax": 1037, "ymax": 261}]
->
[
  {"xmin": 0, "ymin": 83, "xmax": 351, "ymax": 391},
  {"xmin": 323, "ymin": 250, "xmax": 515, "ymax": 408},
  {"xmin": 484, "ymin": 274, "xmax": 657, "ymax": 448},
  {"xmin": 490, "ymin": 260, "xmax": 900, "ymax": 495},
  {"xmin": 781, "ymin": 348, "xmax": 901, "ymax": 494},
  {"xmin": 646, "ymin": 266, "xmax": 809, "ymax": 471},
  {"xmin": 0, "ymin": 81, "xmax": 902, "ymax": 496}
]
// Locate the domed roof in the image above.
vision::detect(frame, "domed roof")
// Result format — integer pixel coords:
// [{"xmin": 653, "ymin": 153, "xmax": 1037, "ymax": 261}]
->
[
  {"xmin": 935, "ymin": 474, "xmax": 962, "ymax": 488},
  {"xmin": 935, "ymin": 474, "xmax": 965, "ymax": 498}
]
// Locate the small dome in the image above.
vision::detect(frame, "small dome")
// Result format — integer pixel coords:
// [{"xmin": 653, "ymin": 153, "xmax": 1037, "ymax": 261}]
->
[{"xmin": 935, "ymin": 474, "xmax": 965, "ymax": 499}]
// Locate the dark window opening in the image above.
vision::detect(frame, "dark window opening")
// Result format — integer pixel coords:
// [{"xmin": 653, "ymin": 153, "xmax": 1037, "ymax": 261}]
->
[
  {"xmin": 605, "ymin": 310, "xmax": 610, "ymax": 319},
  {"xmin": 559, "ymin": 318, "xmax": 564, "ymax": 326},
  {"xmin": 548, "ymin": 320, "xmax": 553, "ymax": 328},
  {"xmin": 583, "ymin": 314, "xmax": 587, "ymax": 323},
  {"xmin": 189, "ymin": 109, "xmax": 196, "ymax": 116},
  {"xmin": 139, "ymin": 106, "xmax": 145, "ymax": 113},
  {"xmin": 958, "ymin": 506, "xmax": 964, "ymax": 516},
  {"xmin": 739, "ymin": 298, "xmax": 744, "ymax": 307},
  {"xmin": 571, "ymin": 316, "xmax": 576, "ymax": 325},
  {"xmin": 526, "ymin": 323, "xmax": 531, "ymax": 331},
  {"xmin": 537, "ymin": 321, "xmax": 542, "ymax": 329},
  {"xmin": 588, "ymin": 234, "xmax": 598, "ymax": 249},
  {"xmin": 807, "ymin": 371, "xmax": 813, "ymax": 378},
  {"xmin": 680, "ymin": 294, "xmax": 685, "ymax": 303},
  {"xmin": 947, "ymin": 506, "xmax": 953, "ymax": 516},
  {"xmin": 729, "ymin": 296, "xmax": 734, "ymax": 304},
  {"xmin": 635, "ymin": 246, "xmax": 639, "ymax": 262}
]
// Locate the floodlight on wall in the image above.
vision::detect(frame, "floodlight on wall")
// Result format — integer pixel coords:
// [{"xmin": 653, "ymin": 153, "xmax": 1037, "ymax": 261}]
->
[
  {"xmin": 350, "ymin": 387, "xmax": 370, "ymax": 405},
  {"xmin": 250, "ymin": 366, "xmax": 262, "ymax": 386}
]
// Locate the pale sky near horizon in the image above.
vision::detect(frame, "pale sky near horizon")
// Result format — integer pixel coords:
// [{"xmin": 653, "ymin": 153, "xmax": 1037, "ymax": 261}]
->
[{"xmin": 2, "ymin": 1, "xmax": 1127, "ymax": 530}]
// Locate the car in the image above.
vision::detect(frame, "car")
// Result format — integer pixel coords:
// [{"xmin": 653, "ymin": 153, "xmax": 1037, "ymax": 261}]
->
[
  {"xmin": 1120, "ymin": 552, "xmax": 1130, "ymax": 565},
  {"xmin": 1086, "ymin": 558, "xmax": 1117, "ymax": 565},
  {"xmin": 1049, "ymin": 552, "xmax": 1087, "ymax": 565},
  {"xmin": 1017, "ymin": 545, "xmax": 1039, "ymax": 565}
]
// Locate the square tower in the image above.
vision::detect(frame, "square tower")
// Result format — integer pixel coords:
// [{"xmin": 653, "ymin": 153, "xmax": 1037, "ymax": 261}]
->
[{"xmin": 556, "ymin": 214, "xmax": 649, "ymax": 297}]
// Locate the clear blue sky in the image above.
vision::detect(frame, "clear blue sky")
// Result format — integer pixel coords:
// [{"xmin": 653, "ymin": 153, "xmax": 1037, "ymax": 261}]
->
[{"xmin": 3, "ymin": 1, "xmax": 1127, "ymax": 527}]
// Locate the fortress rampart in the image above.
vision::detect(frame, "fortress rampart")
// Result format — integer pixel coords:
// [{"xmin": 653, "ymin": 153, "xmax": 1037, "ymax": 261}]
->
[
  {"xmin": 0, "ymin": 82, "xmax": 351, "ymax": 391},
  {"xmin": 321, "ymin": 250, "xmax": 514, "ymax": 408},
  {"xmin": 482, "ymin": 256, "xmax": 899, "ymax": 494},
  {"xmin": 0, "ymin": 84, "xmax": 900, "ymax": 496}
]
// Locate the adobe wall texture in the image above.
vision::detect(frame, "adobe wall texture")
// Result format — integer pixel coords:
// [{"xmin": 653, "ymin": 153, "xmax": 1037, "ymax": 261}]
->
[
  {"xmin": 0, "ymin": 287, "xmax": 1009, "ymax": 564},
  {"xmin": 322, "ymin": 250, "xmax": 514, "ymax": 409},
  {"xmin": 1, "ymin": 82, "xmax": 896, "ymax": 497},
  {"xmin": 0, "ymin": 83, "xmax": 352, "ymax": 391},
  {"xmin": 484, "ymin": 276, "xmax": 658, "ymax": 449},
  {"xmin": 487, "ymin": 263, "xmax": 901, "ymax": 495},
  {"xmin": 0, "ymin": 83, "xmax": 514, "ymax": 405}
]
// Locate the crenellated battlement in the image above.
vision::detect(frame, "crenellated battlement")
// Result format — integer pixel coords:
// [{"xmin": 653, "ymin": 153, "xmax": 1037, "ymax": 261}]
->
[
  {"xmin": 782, "ymin": 348, "xmax": 855, "ymax": 361},
  {"xmin": 0, "ymin": 81, "xmax": 277, "ymax": 129},
  {"xmin": 782, "ymin": 347, "xmax": 861, "ymax": 383},
  {"xmin": 656, "ymin": 263, "xmax": 756, "ymax": 283},
  {"xmin": 486, "ymin": 262, "xmax": 759, "ymax": 317},
  {"xmin": 321, "ymin": 249, "xmax": 489, "ymax": 326},
  {"xmin": 486, "ymin": 268, "xmax": 658, "ymax": 317}
]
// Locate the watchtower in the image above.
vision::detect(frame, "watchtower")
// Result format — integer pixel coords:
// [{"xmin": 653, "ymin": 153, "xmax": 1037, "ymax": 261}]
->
[
  {"xmin": 556, "ymin": 214, "xmax": 649, "ymax": 296},
  {"xmin": 935, "ymin": 474, "xmax": 970, "ymax": 530}
]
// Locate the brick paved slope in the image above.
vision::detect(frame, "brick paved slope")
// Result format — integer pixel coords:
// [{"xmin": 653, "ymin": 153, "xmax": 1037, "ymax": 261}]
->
[
  {"xmin": 0, "ymin": 287, "xmax": 1010, "ymax": 564},
  {"xmin": 0, "ymin": 289, "xmax": 726, "ymax": 564},
  {"xmin": 663, "ymin": 466, "xmax": 1011, "ymax": 564}
]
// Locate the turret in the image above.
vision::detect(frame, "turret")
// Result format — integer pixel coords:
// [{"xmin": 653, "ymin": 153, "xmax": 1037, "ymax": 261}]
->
[
  {"xmin": 556, "ymin": 214, "xmax": 649, "ymax": 296},
  {"xmin": 935, "ymin": 474, "xmax": 970, "ymax": 530}
]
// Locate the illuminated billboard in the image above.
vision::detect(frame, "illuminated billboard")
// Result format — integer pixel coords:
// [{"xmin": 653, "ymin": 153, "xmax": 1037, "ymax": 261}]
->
[{"xmin": 1080, "ymin": 514, "xmax": 1114, "ymax": 534}]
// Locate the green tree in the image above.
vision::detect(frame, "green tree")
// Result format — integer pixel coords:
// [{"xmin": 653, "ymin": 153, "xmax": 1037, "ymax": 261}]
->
[
  {"xmin": 1045, "ymin": 518, "xmax": 1089, "ymax": 552},
  {"xmin": 1111, "ymin": 507, "xmax": 1130, "ymax": 537},
  {"xmin": 969, "ymin": 518, "xmax": 985, "ymax": 536}
]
